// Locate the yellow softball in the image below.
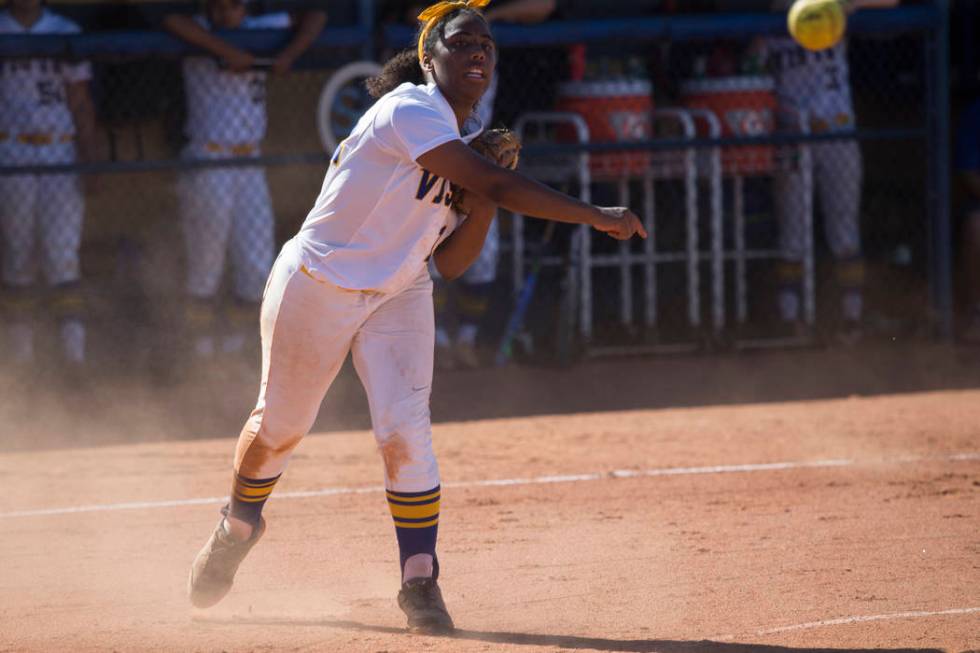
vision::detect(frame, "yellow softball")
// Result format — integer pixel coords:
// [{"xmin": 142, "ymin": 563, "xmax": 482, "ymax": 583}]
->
[{"xmin": 787, "ymin": 0, "xmax": 847, "ymax": 51}]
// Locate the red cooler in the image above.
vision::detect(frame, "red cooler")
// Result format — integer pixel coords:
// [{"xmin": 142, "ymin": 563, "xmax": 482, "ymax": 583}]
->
[
  {"xmin": 555, "ymin": 79, "xmax": 653, "ymax": 178},
  {"xmin": 679, "ymin": 76, "xmax": 776, "ymax": 175}
]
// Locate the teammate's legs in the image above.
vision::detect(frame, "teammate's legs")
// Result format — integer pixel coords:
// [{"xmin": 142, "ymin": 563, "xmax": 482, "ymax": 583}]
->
[
  {"xmin": 961, "ymin": 209, "xmax": 980, "ymax": 343},
  {"xmin": 455, "ymin": 217, "xmax": 498, "ymax": 367},
  {"xmin": 226, "ymin": 165, "xmax": 275, "ymax": 355},
  {"xmin": 773, "ymin": 162, "xmax": 807, "ymax": 324},
  {"xmin": 432, "ymin": 276, "xmax": 454, "ymax": 369},
  {"xmin": 178, "ymin": 164, "xmax": 235, "ymax": 358},
  {"xmin": 38, "ymin": 169, "xmax": 86, "ymax": 364},
  {"xmin": 815, "ymin": 140, "xmax": 864, "ymax": 326},
  {"xmin": 0, "ymin": 172, "xmax": 39, "ymax": 364},
  {"xmin": 350, "ymin": 270, "xmax": 440, "ymax": 582}
]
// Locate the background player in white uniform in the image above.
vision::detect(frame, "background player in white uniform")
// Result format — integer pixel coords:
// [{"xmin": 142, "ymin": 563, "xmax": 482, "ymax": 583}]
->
[
  {"xmin": 760, "ymin": 0, "xmax": 897, "ymax": 341},
  {"xmin": 185, "ymin": 0, "xmax": 645, "ymax": 635},
  {"xmin": 0, "ymin": 0, "xmax": 98, "ymax": 373},
  {"xmin": 163, "ymin": 0, "xmax": 325, "ymax": 362}
]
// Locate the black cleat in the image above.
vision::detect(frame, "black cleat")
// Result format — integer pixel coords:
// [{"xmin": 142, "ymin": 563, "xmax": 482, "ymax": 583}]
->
[
  {"xmin": 188, "ymin": 516, "xmax": 265, "ymax": 608},
  {"xmin": 397, "ymin": 577, "xmax": 455, "ymax": 635}
]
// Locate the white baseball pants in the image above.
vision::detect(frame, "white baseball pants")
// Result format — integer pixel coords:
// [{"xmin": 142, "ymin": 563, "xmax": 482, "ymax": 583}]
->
[
  {"xmin": 0, "ymin": 141, "xmax": 83, "ymax": 287},
  {"xmin": 234, "ymin": 238, "xmax": 439, "ymax": 494},
  {"xmin": 177, "ymin": 142, "xmax": 275, "ymax": 302},
  {"xmin": 774, "ymin": 139, "xmax": 863, "ymax": 261}
]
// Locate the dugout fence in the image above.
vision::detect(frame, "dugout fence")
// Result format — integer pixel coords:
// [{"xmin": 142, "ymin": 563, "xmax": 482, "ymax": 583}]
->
[{"xmin": 0, "ymin": 3, "xmax": 951, "ymax": 376}]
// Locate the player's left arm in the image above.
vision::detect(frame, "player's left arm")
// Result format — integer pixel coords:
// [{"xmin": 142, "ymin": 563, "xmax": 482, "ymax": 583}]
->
[
  {"xmin": 432, "ymin": 198, "xmax": 496, "ymax": 280},
  {"xmin": 271, "ymin": 9, "xmax": 328, "ymax": 75},
  {"xmin": 66, "ymin": 80, "xmax": 99, "ymax": 164}
]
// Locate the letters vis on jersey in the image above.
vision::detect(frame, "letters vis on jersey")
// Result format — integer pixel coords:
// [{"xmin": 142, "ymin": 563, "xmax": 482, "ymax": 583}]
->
[{"xmin": 416, "ymin": 169, "xmax": 454, "ymax": 207}]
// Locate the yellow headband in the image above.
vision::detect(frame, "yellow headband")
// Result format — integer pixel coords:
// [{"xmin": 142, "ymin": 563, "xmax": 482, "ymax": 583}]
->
[{"xmin": 416, "ymin": 0, "xmax": 491, "ymax": 64}]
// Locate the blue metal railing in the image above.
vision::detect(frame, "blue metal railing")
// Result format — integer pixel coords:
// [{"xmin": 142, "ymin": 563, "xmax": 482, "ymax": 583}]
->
[
  {"xmin": 0, "ymin": 26, "xmax": 369, "ymax": 58},
  {"xmin": 383, "ymin": 5, "xmax": 938, "ymax": 49},
  {"xmin": 0, "ymin": 6, "xmax": 939, "ymax": 58}
]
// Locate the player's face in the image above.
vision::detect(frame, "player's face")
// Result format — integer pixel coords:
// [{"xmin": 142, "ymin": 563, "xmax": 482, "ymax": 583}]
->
[
  {"xmin": 207, "ymin": 0, "xmax": 247, "ymax": 30},
  {"xmin": 427, "ymin": 13, "xmax": 496, "ymax": 110}
]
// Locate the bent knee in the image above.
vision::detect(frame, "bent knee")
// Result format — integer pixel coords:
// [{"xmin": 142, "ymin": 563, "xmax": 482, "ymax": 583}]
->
[{"xmin": 236, "ymin": 406, "xmax": 307, "ymax": 472}]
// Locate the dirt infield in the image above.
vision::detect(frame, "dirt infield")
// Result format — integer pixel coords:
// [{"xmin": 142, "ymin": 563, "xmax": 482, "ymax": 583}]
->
[{"xmin": 1, "ymin": 346, "xmax": 979, "ymax": 652}]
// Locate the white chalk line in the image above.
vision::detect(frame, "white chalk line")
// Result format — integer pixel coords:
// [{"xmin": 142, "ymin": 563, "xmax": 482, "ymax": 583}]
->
[
  {"xmin": 2, "ymin": 451, "xmax": 977, "ymax": 520},
  {"xmin": 713, "ymin": 606, "xmax": 980, "ymax": 640}
]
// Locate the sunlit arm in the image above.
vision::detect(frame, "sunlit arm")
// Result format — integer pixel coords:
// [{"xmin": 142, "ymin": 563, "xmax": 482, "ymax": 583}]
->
[{"xmin": 417, "ymin": 140, "xmax": 646, "ymax": 240}]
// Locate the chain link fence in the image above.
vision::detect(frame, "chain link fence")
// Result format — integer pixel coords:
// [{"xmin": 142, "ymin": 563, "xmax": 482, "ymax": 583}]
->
[{"xmin": 0, "ymin": 1, "xmax": 948, "ymax": 379}]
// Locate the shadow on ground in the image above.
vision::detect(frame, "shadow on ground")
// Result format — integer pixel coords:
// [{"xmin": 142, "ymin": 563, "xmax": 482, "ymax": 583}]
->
[
  {"xmin": 192, "ymin": 615, "xmax": 948, "ymax": 653},
  {"xmin": 5, "ymin": 342, "xmax": 980, "ymax": 450}
]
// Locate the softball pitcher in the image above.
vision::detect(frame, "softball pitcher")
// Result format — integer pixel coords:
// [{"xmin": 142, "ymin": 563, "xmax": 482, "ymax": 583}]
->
[
  {"xmin": 0, "ymin": 0, "xmax": 97, "ymax": 371},
  {"xmin": 163, "ymin": 0, "xmax": 325, "ymax": 361},
  {"xmin": 763, "ymin": 0, "xmax": 897, "ymax": 341},
  {"xmin": 187, "ymin": 0, "xmax": 645, "ymax": 635}
]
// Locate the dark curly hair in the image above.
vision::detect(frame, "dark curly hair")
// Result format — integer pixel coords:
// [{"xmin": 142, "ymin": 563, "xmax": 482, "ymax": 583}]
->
[{"xmin": 366, "ymin": 7, "xmax": 488, "ymax": 99}]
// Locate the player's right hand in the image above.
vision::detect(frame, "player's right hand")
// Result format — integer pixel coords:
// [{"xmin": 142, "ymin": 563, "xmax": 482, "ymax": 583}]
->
[{"xmin": 593, "ymin": 207, "xmax": 648, "ymax": 240}]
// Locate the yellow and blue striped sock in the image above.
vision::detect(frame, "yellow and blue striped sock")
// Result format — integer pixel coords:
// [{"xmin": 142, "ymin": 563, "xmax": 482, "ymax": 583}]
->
[
  {"xmin": 387, "ymin": 485, "xmax": 440, "ymax": 578},
  {"xmin": 229, "ymin": 472, "xmax": 281, "ymax": 526}
]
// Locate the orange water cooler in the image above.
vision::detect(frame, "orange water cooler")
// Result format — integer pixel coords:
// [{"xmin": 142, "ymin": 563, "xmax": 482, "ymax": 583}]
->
[
  {"xmin": 555, "ymin": 79, "xmax": 653, "ymax": 179},
  {"xmin": 679, "ymin": 76, "xmax": 777, "ymax": 175}
]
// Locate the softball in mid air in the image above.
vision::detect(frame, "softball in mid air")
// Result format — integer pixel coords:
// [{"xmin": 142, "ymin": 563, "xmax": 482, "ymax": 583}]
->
[{"xmin": 787, "ymin": 0, "xmax": 847, "ymax": 51}]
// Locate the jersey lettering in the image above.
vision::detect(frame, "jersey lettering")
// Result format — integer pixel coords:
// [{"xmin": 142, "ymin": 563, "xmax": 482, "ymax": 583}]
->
[
  {"xmin": 416, "ymin": 171, "xmax": 456, "ymax": 206},
  {"xmin": 416, "ymin": 169, "xmax": 441, "ymax": 200},
  {"xmin": 36, "ymin": 79, "xmax": 64, "ymax": 106},
  {"xmin": 249, "ymin": 76, "xmax": 265, "ymax": 103},
  {"xmin": 432, "ymin": 178, "xmax": 447, "ymax": 204},
  {"xmin": 824, "ymin": 64, "xmax": 842, "ymax": 91}
]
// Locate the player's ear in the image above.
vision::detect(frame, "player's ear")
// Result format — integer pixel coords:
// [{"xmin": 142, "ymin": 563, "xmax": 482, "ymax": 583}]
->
[{"xmin": 420, "ymin": 53, "xmax": 433, "ymax": 74}]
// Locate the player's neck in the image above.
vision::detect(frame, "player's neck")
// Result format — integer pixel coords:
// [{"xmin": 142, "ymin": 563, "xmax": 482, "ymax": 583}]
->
[
  {"xmin": 450, "ymin": 105, "xmax": 469, "ymax": 131},
  {"xmin": 11, "ymin": 7, "xmax": 44, "ymax": 28},
  {"xmin": 442, "ymin": 94, "xmax": 475, "ymax": 130}
]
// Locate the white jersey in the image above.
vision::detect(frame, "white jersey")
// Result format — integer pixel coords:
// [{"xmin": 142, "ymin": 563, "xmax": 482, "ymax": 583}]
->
[
  {"xmin": 182, "ymin": 12, "xmax": 290, "ymax": 145},
  {"xmin": 0, "ymin": 10, "xmax": 91, "ymax": 136},
  {"xmin": 763, "ymin": 36, "xmax": 854, "ymax": 129},
  {"xmin": 297, "ymin": 82, "xmax": 483, "ymax": 294}
]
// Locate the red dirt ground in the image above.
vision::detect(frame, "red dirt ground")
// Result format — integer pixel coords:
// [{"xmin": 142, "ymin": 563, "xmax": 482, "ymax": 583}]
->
[{"xmin": 1, "ymin": 344, "xmax": 978, "ymax": 652}]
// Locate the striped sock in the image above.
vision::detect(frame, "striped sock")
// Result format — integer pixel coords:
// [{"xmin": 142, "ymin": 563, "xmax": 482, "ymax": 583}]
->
[
  {"xmin": 387, "ymin": 486, "xmax": 440, "ymax": 578},
  {"xmin": 228, "ymin": 472, "xmax": 281, "ymax": 526}
]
